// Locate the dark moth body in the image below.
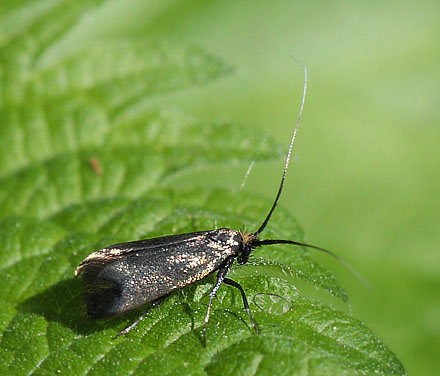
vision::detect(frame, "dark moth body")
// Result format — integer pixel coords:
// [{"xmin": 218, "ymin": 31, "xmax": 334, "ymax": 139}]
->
[{"xmin": 75, "ymin": 229, "xmax": 242, "ymax": 318}]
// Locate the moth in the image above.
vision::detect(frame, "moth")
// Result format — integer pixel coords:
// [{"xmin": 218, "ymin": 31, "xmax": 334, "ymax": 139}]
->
[{"xmin": 75, "ymin": 63, "xmax": 357, "ymax": 345}]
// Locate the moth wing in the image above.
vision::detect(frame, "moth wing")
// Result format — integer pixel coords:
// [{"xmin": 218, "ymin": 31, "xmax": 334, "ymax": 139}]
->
[
  {"xmin": 75, "ymin": 230, "xmax": 212, "ymax": 276},
  {"xmin": 76, "ymin": 229, "xmax": 242, "ymax": 318}
]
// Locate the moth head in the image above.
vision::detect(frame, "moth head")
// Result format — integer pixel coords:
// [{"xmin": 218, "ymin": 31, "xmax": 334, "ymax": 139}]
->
[{"xmin": 237, "ymin": 231, "xmax": 259, "ymax": 264}]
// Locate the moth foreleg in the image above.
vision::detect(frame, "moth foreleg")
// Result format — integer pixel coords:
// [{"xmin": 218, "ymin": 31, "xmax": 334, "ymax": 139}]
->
[
  {"xmin": 224, "ymin": 277, "xmax": 259, "ymax": 334},
  {"xmin": 202, "ymin": 256, "xmax": 235, "ymax": 346}
]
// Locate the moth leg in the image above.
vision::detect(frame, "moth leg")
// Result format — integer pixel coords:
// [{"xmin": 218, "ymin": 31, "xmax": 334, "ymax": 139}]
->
[
  {"xmin": 203, "ymin": 256, "xmax": 235, "ymax": 346},
  {"xmin": 117, "ymin": 294, "xmax": 168, "ymax": 337},
  {"xmin": 224, "ymin": 277, "xmax": 259, "ymax": 334}
]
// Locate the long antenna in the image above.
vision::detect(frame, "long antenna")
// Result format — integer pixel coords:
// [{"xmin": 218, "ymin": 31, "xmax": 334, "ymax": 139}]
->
[
  {"xmin": 255, "ymin": 239, "xmax": 372, "ymax": 288},
  {"xmin": 255, "ymin": 60, "xmax": 307, "ymax": 235}
]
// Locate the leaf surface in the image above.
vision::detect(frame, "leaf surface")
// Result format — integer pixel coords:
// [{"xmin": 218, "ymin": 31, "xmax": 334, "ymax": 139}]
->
[{"xmin": 0, "ymin": 1, "xmax": 405, "ymax": 375}]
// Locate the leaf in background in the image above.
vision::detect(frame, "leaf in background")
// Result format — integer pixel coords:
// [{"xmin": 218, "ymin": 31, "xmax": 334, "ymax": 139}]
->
[
  {"xmin": 0, "ymin": 41, "xmax": 231, "ymax": 178},
  {"xmin": 32, "ymin": 40, "xmax": 231, "ymax": 113},
  {"xmin": 0, "ymin": 109, "xmax": 282, "ymax": 220},
  {"xmin": 0, "ymin": 0, "xmax": 405, "ymax": 375},
  {"xmin": 0, "ymin": 0, "xmax": 107, "ymax": 104}
]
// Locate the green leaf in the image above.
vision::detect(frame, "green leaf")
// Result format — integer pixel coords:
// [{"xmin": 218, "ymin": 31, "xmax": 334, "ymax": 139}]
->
[
  {"xmin": 0, "ymin": 45, "xmax": 230, "ymax": 177},
  {"xmin": 0, "ymin": 109, "xmax": 282, "ymax": 220},
  {"xmin": 0, "ymin": 196, "xmax": 404, "ymax": 375},
  {"xmin": 32, "ymin": 40, "xmax": 231, "ymax": 111},
  {"xmin": 0, "ymin": 0, "xmax": 107, "ymax": 104},
  {"xmin": 0, "ymin": 1, "xmax": 405, "ymax": 375}
]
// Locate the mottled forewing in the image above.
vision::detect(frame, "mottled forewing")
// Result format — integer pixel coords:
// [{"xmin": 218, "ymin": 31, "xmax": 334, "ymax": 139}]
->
[{"xmin": 77, "ymin": 229, "xmax": 242, "ymax": 318}]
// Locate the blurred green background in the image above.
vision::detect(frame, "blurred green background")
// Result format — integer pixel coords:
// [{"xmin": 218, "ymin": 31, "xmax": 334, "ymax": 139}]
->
[{"xmin": 61, "ymin": 0, "xmax": 439, "ymax": 374}]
